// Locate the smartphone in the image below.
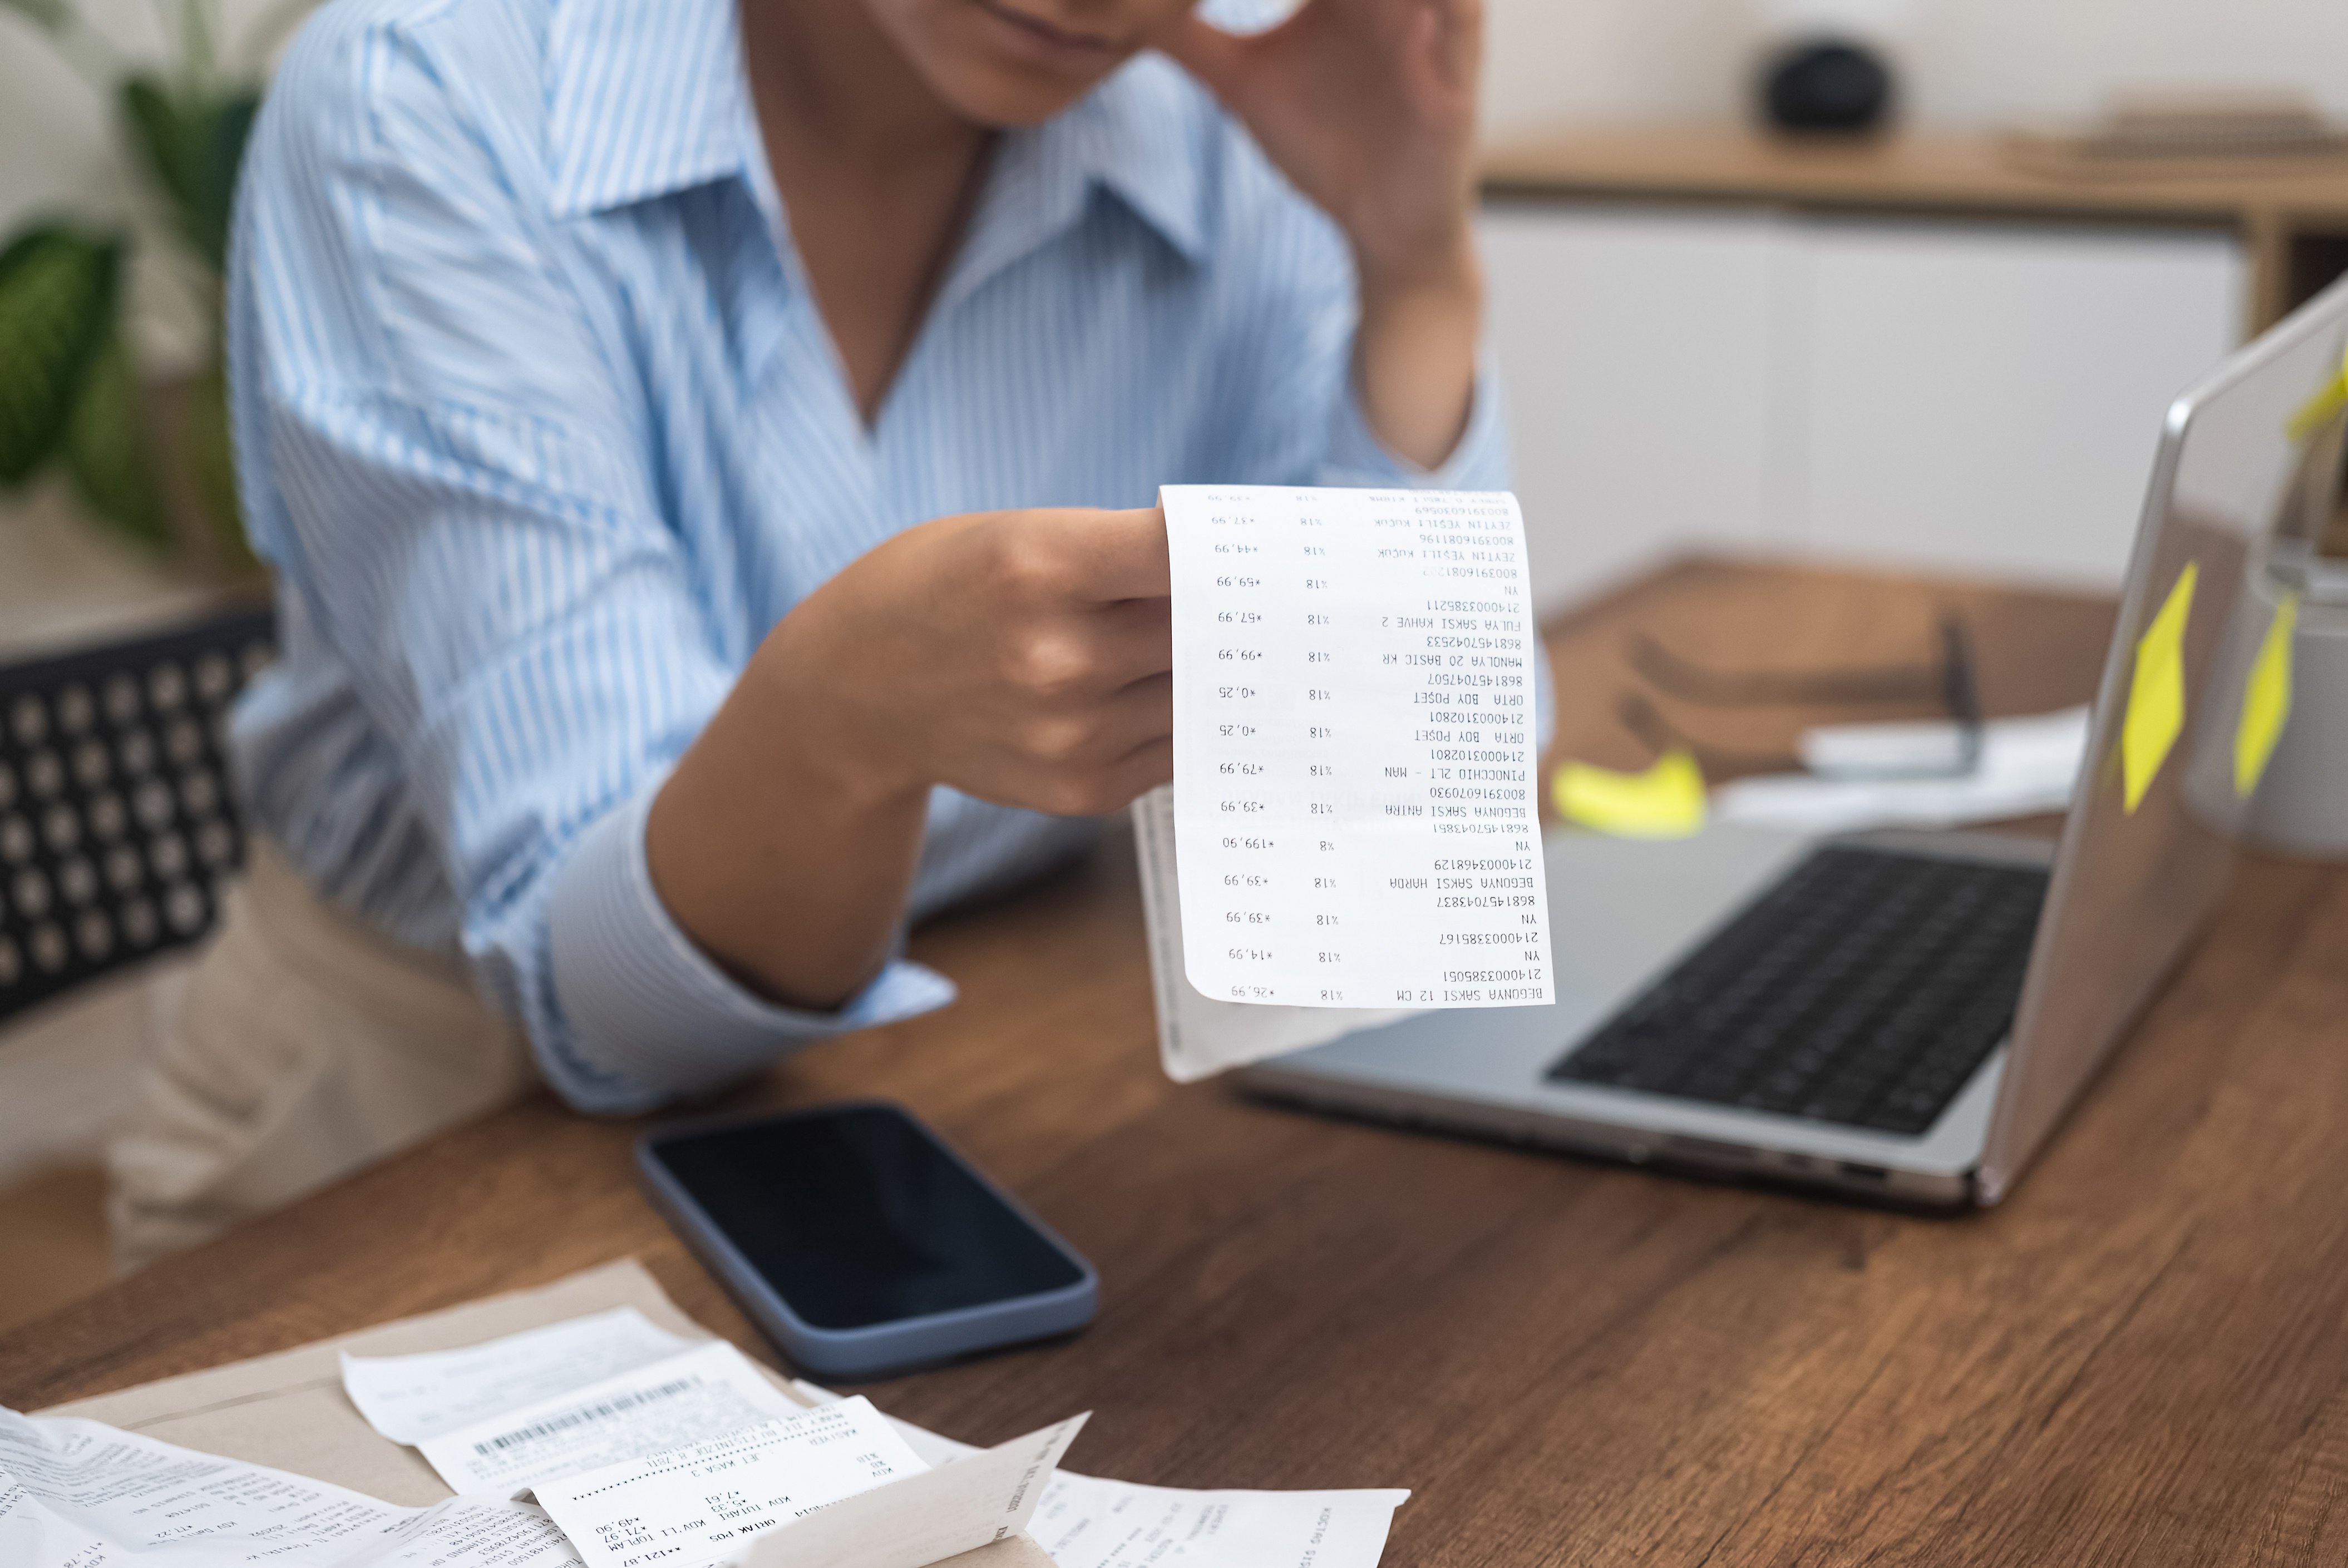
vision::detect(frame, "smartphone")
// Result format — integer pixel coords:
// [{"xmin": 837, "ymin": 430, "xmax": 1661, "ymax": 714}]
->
[{"xmin": 636, "ymin": 1101, "xmax": 1097, "ymax": 1379}]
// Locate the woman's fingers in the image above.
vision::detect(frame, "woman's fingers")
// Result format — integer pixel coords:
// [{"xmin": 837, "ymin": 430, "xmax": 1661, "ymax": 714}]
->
[
  {"xmin": 1089, "ymin": 594, "xmax": 1173, "ymax": 677},
  {"xmin": 1024, "ymin": 505, "xmax": 1170, "ymax": 604},
  {"xmin": 1103, "ymin": 733, "xmax": 1176, "ymax": 802},
  {"xmin": 998, "ymin": 675, "xmax": 1173, "ymax": 815},
  {"xmin": 1151, "ymin": 9, "xmax": 1250, "ymax": 95}
]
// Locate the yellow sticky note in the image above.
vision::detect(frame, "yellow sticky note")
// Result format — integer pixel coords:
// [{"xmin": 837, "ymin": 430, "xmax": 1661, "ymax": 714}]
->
[
  {"xmin": 2234, "ymin": 590, "xmax": 2299, "ymax": 798},
  {"xmin": 2121, "ymin": 562, "xmax": 2197, "ymax": 813},
  {"xmin": 2287, "ymin": 341, "xmax": 2348, "ymax": 443},
  {"xmin": 1552, "ymin": 749, "xmax": 1707, "ymax": 839}
]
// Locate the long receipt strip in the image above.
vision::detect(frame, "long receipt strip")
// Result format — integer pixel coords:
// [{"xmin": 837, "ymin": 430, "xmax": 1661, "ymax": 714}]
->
[
  {"xmin": 795, "ymin": 1381, "xmax": 1407, "ymax": 1568},
  {"xmin": 1162, "ymin": 486, "xmax": 1551, "ymax": 1016}
]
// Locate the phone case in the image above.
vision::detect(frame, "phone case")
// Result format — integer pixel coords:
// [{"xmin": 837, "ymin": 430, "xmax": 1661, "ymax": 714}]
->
[{"xmin": 636, "ymin": 1100, "xmax": 1099, "ymax": 1380}]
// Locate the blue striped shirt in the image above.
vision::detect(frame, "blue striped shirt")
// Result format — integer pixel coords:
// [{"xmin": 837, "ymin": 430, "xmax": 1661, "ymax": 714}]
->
[{"xmin": 226, "ymin": 0, "xmax": 1513, "ymax": 1112}]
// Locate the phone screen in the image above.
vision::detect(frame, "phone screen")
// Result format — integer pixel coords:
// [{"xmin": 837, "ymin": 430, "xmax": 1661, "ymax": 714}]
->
[{"xmin": 647, "ymin": 1105, "xmax": 1085, "ymax": 1330}]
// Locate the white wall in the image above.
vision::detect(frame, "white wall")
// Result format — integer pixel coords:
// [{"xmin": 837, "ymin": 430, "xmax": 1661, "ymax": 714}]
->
[
  {"xmin": 1483, "ymin": 0, "xmax": 2348, "ymax": 139},
  {"xmin": 1480, "ymin": 205, "xmax": 2247, "ymax": 612},
  {"xmin": 9, "ymin": 0, "xmax": 2348, "ymax": 278},
  {"xmin": 13, "ymin": 0, "xmax": 2348, "ymax": 238}
]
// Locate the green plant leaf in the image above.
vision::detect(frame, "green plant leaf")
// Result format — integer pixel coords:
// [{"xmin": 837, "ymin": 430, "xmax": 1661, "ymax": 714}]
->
[
  {"xmin": 0, "ymin": 225, "xmax": 122, "ymax": 485},
  {"xmin": 121, "ymin": 76, "xmax": 261, "ymax": 274},
  {"xmin": 61, "ymin": 330, "xmax": 170, "ymax": 548}
]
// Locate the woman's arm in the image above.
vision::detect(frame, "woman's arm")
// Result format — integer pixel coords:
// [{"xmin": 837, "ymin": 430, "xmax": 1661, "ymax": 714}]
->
[
  {"xmin": 237, "ymin": 9, "xmax": 1182, "ymax": 1107},
  {"xmin": 646, "ymin": 506, "xmax": 1172, "ymax": 1010},
  {"xmin": 1160, "ymin": 0, "xmax": 1486, "ymax": 471}
]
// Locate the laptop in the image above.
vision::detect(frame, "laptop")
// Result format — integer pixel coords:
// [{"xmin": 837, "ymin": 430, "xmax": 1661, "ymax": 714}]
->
[{"xmin": 1225, "ymin": 273, "xmax": 2348, "ymax": 1209}]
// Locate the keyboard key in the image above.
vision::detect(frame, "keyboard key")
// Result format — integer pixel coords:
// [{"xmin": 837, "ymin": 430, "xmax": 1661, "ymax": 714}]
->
[
  {"xmin": 103, "ymin": 672, "xmax": 141, "ymax": 725},
  {"xmin": 56, "ymin": 684, "xmax": 93, "ymax": 734}
]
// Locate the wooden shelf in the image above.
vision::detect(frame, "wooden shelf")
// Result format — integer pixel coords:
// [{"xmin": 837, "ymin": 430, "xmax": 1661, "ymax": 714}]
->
[{"xmin": 1480, "ymin": 125, "xmax": 2348, "ymax": 332}]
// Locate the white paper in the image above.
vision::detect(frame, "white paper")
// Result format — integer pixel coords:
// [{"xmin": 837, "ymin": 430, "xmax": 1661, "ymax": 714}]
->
[
  {"xmin": 789, "ymin": 1384, "xmax": 1403, "ymax": 1568},
  {"xmin": 1162, "ymin": 485, "xmax": 1552, "ymax": 1011},
  {"xmin": 1798, "ymin": 705, "xmax": 2087, "ymax": 779},
  {"xmin": 742, "ymin": 1413, "xmax": 1085, "ymax": 1568},
  {"xmin": 416, "ymin": 1341, "xmax": 804, "ymax": 1500},
  {"xmin": 1028, "ymin": 1473, "xmax": 1408, "ymax": 1568},
  {"xmin": 342, "ymin": 1308, "xmax": 699, "ymax": 1445},
  {"xmin": 1718, "ymin": 705, "xmax": 2091, "ymax": 834},
  {"xmin": 534, "ymin": 1397, "xmax": 926, "ymax": 1568},
  {"xmin": 333, "ymin": 1497, "xmax": 587, "ymax": 1568},
  {"xmin": 1132, "ymin": 784, "xmax": 1422, "ymax": 1082},
  {"xmin": 0, "ymin": 1406, "xmax": 416, "ymax": 1565}
]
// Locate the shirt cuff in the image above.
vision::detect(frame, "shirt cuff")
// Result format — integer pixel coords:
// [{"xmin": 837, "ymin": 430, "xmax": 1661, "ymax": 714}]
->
[
  {"xmin": 545, "ymin": 783, "xmax": 956, "ymax": 1105},
  {"xmin": 1319, "ymin": 352, "xmax": 1510, "ymax": 491}
]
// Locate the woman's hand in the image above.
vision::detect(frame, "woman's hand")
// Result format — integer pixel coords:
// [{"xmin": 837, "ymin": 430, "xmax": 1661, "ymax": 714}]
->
[
  {"xmin": 647, "ymin": 507, "xmax": 1171, "ymax": 1010},
  {"xmin": 1156, "ymin": 0, "xmax": 1486, "ymax": 470},
  {"xmin": 768, "ymin": 505, "xmax": 1174, "ymax": 815},
  {"xmin": 1156, "ymin": 0, "xmax": 1482, "ymax": 293}
]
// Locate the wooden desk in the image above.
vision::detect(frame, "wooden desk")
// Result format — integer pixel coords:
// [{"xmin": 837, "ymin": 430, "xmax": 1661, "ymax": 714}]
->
[
  {"xmin": 9, "ymin": 560, "xmax": 2347, "ymax": 1564},
  {"xmin": 1481, "ymin": 125, "xmax": 2348, "ymax": 332}
]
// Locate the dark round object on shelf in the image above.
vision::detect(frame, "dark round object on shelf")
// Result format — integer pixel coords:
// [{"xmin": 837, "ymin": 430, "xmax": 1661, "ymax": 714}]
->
[{"xmin": 1760, "ymin": 38, "xmax": 1894, "ymax": 133}]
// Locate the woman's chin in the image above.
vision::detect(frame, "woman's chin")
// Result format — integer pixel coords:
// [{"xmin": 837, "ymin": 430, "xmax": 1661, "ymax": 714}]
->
[{"xmin": 925, "ymin": 56, "xmax": 1126, "ymax": 126}]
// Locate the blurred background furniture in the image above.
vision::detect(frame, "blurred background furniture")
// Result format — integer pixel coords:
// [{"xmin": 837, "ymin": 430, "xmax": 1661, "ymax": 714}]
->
[
  {"xmin": 0, "ymin": 582, "xmax": 274, "ymax": 1329},
  {"xmin": 0, "ymin": 604, "xmax": 275, "ymax": 1026},
  {"xmin": 1476, "ymin": 126, "xmax": 2348, "ymax": 614}
]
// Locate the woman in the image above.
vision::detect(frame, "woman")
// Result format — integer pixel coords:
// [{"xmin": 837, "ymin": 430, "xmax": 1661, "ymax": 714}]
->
[{"xmin": 107, "ymin": 0, "xmax": 1506, "ymax": 1264}]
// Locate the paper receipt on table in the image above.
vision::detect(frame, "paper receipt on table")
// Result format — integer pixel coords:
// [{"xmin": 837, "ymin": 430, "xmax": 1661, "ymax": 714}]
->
[
  {"xmin": 415, "ymin": 1340, "xmax": 803, "ymax": 1499},
  {"xmin": 1163, "ymin": 485, "xmax": 1552, "ymax": 1009},
  {"xmin": 0, "ymin": 1407, "xmax": 417, "ymax": 1565},
  {"xmin": 534, "ymin": 1398, "xmax": 928, "ymax": 1568},
  {"xmin": 342, "ymin": 1307, "xmax": 697, "ymax": 1445}
]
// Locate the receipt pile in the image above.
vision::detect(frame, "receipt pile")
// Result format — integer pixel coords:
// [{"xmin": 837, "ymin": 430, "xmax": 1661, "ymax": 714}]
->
[{"xmin": 5, "ymin": 1305, "xmax": 1407, "ymax": 1568}]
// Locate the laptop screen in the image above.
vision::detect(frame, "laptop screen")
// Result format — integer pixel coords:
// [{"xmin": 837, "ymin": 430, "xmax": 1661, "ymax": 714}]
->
[{"xmin": 1980, "ymin": 275, "xmax": 2348, "ymax": 1200}]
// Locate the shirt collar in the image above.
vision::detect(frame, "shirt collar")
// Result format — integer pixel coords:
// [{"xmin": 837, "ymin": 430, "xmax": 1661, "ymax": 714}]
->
[
  {"xmin": 545, "ymin": 0, "xmax": 753, "ymax": 220},
  {"xmin": 545, "ymin": 0, "xmax": 1211, "ymax": 269},
  {"xmin": 1033, "ymin": 53, "xmax": 1211, "ymax": 268}
]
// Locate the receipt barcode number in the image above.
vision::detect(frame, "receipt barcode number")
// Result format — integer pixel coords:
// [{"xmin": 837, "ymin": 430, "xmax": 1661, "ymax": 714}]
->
[{"xmin": 473, "ymin": 1378, "xmax": 697, "ymax": 1454}]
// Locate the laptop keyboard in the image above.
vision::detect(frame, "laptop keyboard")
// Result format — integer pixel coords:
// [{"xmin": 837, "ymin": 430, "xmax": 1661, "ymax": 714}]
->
[{"xmin": 1545, "ymin": 845, "xmax": 2049, "ymax": 1136}]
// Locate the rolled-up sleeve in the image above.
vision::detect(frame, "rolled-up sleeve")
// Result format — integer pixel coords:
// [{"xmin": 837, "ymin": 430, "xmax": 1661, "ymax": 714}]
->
[
  {"xmin": 232, "ymin": 11, "xmax": 951, "ymax": 1112},
  {"xmin": 549, "ymin": 784, "xmax": 955, "ymax": 1107}
]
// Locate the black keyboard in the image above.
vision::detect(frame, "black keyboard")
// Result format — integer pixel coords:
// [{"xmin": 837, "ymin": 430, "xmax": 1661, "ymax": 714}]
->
[
  {"xmin": 0, "ymin": 608, "xmax": 276, "ymax": 1025},
  {"xmin": 1546, "ymin": 845, "xmax": 2048, "ymax": 1136}
]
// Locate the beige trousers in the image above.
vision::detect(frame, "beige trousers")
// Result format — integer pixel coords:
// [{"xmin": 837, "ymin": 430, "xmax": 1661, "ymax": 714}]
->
[{"xmin": 106, "ymin": 840, "xmax": 536, "ymax": 1272}]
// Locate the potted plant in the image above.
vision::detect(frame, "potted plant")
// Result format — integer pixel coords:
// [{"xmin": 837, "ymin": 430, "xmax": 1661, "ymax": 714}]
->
[{"xmin": 0, "ymin": 0, "xmax": 312, "ymax": 581}]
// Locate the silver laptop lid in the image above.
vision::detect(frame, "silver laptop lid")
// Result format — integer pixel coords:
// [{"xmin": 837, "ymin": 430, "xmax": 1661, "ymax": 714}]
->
[{"xmin": 1978, "ymin": 274, "xmax": 2348, "ymax": 1202}]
